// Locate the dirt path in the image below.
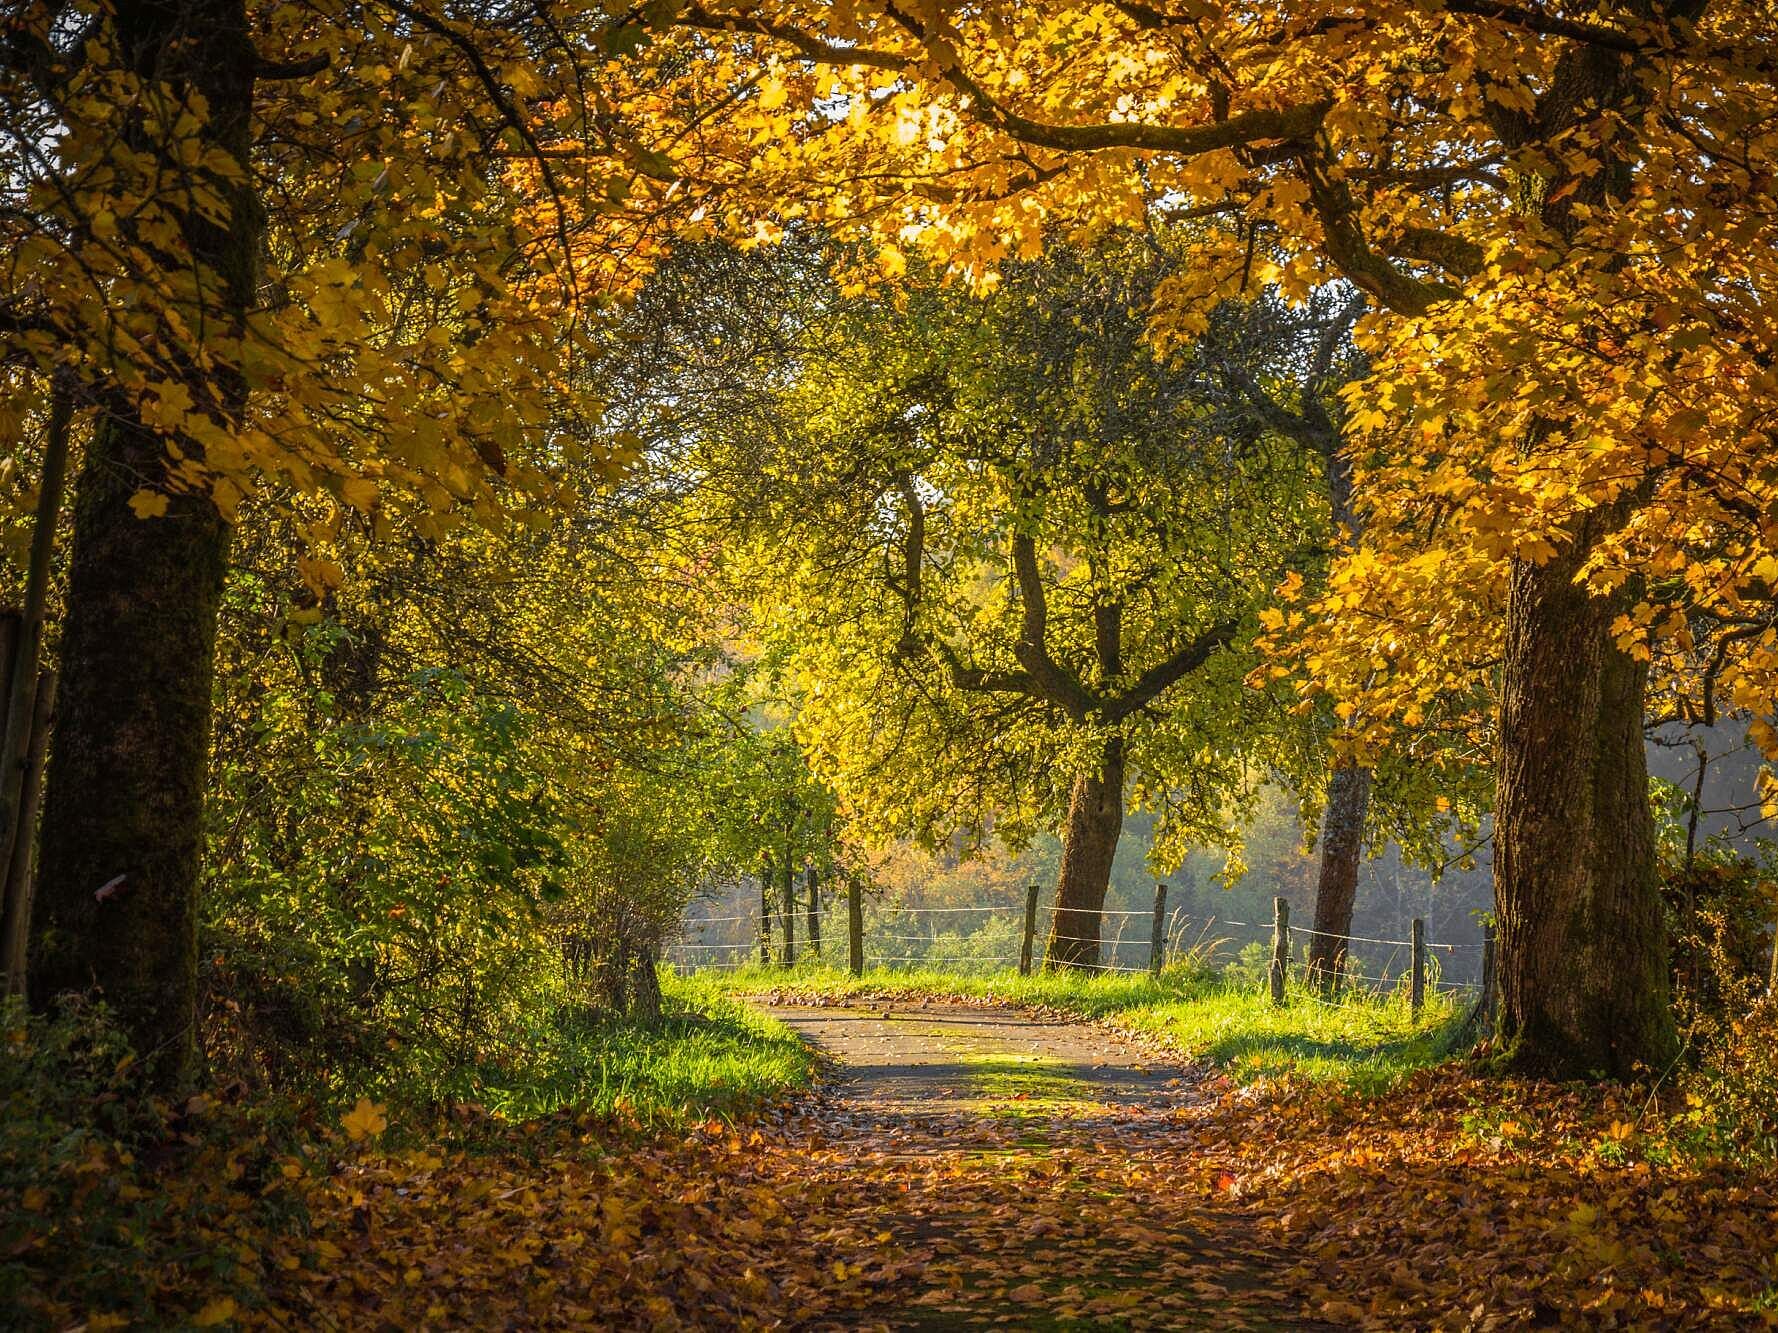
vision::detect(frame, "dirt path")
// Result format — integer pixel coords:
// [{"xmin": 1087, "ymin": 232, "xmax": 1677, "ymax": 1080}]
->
[
  {"xmin": 754, "ymin": 1000, "xmax": 1319, "ymax": 1330},
  {"xmin": 761, "ymin": 1001, "xmax": 1189, "ymax": 1117}
]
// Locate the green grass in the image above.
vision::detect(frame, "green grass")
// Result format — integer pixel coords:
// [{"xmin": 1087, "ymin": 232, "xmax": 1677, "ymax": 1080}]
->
[
  {"xmin": 702, "ymin": 961, "xmax": 1468, "ymax": 1094},
  {"xmin": 471, "ymin": 975, "xmax": 817, "ymax": 1126}
]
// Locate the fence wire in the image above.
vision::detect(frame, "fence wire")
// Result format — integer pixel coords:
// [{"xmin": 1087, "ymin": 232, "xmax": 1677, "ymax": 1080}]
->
[{"xmin": 668, "ymin": 896, "xmax": 1486, "ymax": 998}]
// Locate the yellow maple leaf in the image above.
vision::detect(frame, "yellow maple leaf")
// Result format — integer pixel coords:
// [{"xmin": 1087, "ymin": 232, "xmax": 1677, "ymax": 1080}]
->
[
  {"xmin": 128, "ymin": 490, "xmax": 170, "ymax": 519},
  {"xmin": 341, "ymin": 1096, "xmax": 388, "ymax": 1142}
]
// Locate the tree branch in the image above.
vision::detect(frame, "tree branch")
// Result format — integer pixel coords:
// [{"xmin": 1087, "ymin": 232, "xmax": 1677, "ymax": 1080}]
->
[
  {"xmin": 1010, "ymin": 532, "xmax": 1097, "ymax": 722},
  {"xmin": 1442, "ymin": 0, "xmax": 1644, "ymax": 53},
  {"xmin": 677, "ymin": 5, "xmax": 909, "ymax": 69},
  {"xmin": 1385, "ymin": 224, "xmax": 1485, "ymax": 280},
  {"xmin": 1101, "ymin": 620, "xmax": 1239, "ymax": 722},
  {"xmin": 889, "ymin": 475, "xmax": 1039, "ymax": 700},
  {"xmin": 1298, "ymin": 150, "xmax": 1459, "ymax": 315},
  {"xmin": 253, "ymin": 51, "xmax": 331, "ymax": 80}
]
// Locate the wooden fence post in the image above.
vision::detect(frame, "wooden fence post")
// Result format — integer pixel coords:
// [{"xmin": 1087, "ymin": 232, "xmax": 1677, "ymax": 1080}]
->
[
  {"xmin": 1479, "ymin": 920, "xmax": 1498, "ymax": 1037},
  {"xmin": 1149, "ymin": 882, "xmax": 1168, "ymax": 978},
  {"xmin": 1410, "ymin": 917, "xmax": 1426, "ymax": 1021},
  {"xmin": 1019, "ymin": 884, "xmax": 1039, "ymax": 976},
  {"xmin": 759, "ymin": 859, "xmax": 773, "ymax": 967},
  {"xmin": 848, "ymin": 876, "xmax": 864, "ymax": 978},
  {"xmin": 780, "ymin": 860, "xmax": 796, "ymax": 967},
  {"xmin": 1269, "ymin": 896, "xmax": 1289, "ymax": 1006},
  {"xmin": 0, "ymin": 669, "xmax": 55, "ymax": 995}
]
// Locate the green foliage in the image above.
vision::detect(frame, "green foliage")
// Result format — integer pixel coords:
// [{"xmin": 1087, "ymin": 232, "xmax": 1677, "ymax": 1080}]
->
[
  {"xmin": 686, "ymin": 239, "xmax": 1325, "ymax": 872},
  {"xmin": 206, "ymin": 656, "xmax": 572, "ymax": 1102}
]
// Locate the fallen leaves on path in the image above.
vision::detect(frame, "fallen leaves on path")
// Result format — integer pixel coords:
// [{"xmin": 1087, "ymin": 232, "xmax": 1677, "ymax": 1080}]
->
[
  {"xmin": 14, "ymin": 1056, "xmax": 1777, "ymax": 1327},
  {"xmin": 258, "ymin": 1065, "xmax": 1777, "ymax": 1329}
]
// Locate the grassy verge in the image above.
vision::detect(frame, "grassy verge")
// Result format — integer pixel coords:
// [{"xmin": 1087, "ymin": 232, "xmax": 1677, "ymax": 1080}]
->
[
  {"xmin": 470, "ymin": 974, "xmax": 817, "ymax": 1126},
  {"xmin": 699, "ymin": 962, "xmax": 1468, "ymax": 1093}
]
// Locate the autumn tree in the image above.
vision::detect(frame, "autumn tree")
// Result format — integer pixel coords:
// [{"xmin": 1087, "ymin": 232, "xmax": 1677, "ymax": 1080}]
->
[
  {"xmin": 685, "ymin": 243, "xmax": 1321, "ymax": 967},
  {"xmin": 1179, "ymin": 292, "xmax": 1379, "ymax": 990},
  {"xmin": 642, "ymin": 0, "xmax": 1778, "ymax": 1076},
  {"xmin": 1, "ymin": 0, "xmax": 707, "ymax": 1084}
]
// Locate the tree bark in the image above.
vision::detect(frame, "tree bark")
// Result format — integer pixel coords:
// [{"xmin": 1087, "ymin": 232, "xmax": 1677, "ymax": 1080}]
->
[
  {"xmin": 29, "ymin": 0, "xmax": 257, "ymax": 1090},
  {"xmin": 1306, "ymin": 760, "xmax": 1372, "ymax": 993},
  {"xmin": 1494, "ymin": 547, "xmax": 1676, "ymax": 1078},
  {"xmin": 629, "ymin": 946, "xmax": 662, "ymax": 1023},
  {"xmin": 805, "ymin": 862, "xmax": 821, "ymax": 958},
  {"xmin": 1045, "ymin": 737, "xmax": 1125, "ymax": 970}
]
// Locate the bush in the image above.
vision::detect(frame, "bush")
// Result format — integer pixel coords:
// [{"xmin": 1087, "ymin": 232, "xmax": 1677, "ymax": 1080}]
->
[{"xmin": 0, "ymin": 999, "xmax": 306, "ymax": 1327}]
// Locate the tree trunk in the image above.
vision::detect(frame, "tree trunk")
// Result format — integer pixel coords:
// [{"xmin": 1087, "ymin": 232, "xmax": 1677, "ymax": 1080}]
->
[
  {"xmin": 29, "ymin": 0, "xmax": 257, "ymax": 1091},
  {"xmin": 1045, "ymin": 737, "xmax": 1125, "ymax": 971},
  {"xmin": 805, "ymin": 863, "xmax": 821, "ymax": 958},
  {"xmin": 1, "ymin": 670, "xmax": 57, "ymax": 997},
  {"xmin": 1494, "ymin": 549, "xmax": 1676, "ymax": 1078},
  {"xmin": 1305, "ymin": 760, "xmax": 1372, "ymax": 993},
  {"xmin": 779, "ymin": 856, "xmax": 796, "ymax": 966},
  {"xmin": 629, "ymin": 946, "xmax": 662, "ymax": 1023}
]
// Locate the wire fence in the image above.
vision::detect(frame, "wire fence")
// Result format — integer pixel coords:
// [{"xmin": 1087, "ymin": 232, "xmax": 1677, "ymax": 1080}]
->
[{"xmin": 664, "ymin": 887, "xmax": 1489, "ymax": 1004}]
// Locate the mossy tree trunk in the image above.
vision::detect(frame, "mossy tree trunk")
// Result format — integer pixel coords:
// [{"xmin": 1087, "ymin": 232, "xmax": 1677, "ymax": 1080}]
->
[
  {"xmin": 1494, "ymin": 543, "xmax": 1675, "ymax": 1078},
  {"xmin": 29, "ymin": 0, "xmax": 257, "ymax": 1091}
]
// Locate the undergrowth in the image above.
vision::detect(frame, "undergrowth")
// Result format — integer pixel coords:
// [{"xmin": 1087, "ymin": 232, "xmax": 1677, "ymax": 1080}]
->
[{"xmin": 1, "ymin": 978, "xmax": 815, "ymax": 1328}]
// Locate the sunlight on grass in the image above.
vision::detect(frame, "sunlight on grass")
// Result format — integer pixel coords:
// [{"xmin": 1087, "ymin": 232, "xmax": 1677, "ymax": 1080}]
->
[
  {"xmin": 700, "ymin": 962, "xmax": 1466, "ymax": 1093},
  {"xmin": 471, "ymin": 975, "xmax": 815, "ymax": 1126}
]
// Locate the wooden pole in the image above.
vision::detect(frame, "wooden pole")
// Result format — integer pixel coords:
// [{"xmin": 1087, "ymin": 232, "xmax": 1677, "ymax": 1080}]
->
[
  {"xmin": 780, "ymin": 858, "xmax": 796, "ymax": 967},
  {"xmin": 1479, "ymin": 920, "xmax": 1498, "ymax": 1038},
  {"xmin": 1019, "ymin": 884, "xmax": 1039, "ymax": 977},
  {"xmin": 1149, "ymin": 882, "xmax": 1168, "ymax": 978},
  {"xmin": 806, "ymin": 862, "xmax": 821, "ymax": 960},
  {"xmin": 759, "ymin": 858, "xmax": 773, "ymax": 967},
  {"xmin": 1410, "ymin": 917, "xmax": 1426, "ymax": 1022},
  {"xmin": 0, "ymin": 380, "xmax": 72, "ymax": 959},
  {"xmin": 0, "ymin": 670, "xmax": 55, "ymax": 995},
  {"xmin": 848, "ymin": 875, "xmax": 864, "ymax": 978},
  {"xmin": 1269, "ymin": 896, "xmax": 1290, "ymax": 1006}
]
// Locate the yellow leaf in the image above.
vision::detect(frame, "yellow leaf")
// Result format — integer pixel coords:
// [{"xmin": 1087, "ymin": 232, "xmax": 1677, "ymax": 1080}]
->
[
  {"xmin": 339, "ymin": 477, "xmax": 379, "ymax": 512},
  {"xmin": 128, "ymin": 490, "xmax": 170, "ymax": 519},
  {"xmin": 341, "ymin": 1096, "xmax": 388, "ymax": 1142},
  {"xmin": 191, "ymin": 1296, "xmax": 236, "ymax": 1326}
]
